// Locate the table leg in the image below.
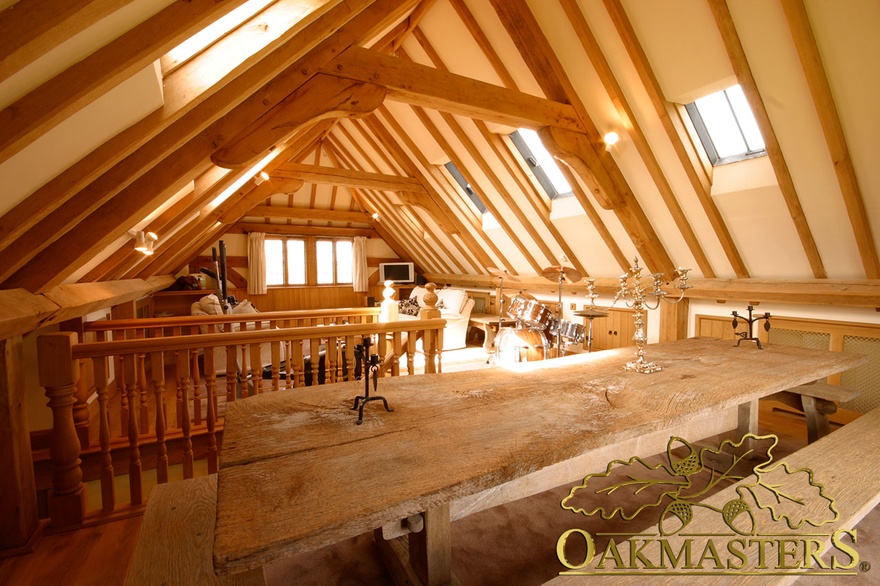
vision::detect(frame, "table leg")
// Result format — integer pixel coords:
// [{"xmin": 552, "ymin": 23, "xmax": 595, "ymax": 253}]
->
[
  {"xmin": 801, "ymin": 395, "xmax": 835, "ymax": 443},
  {"xmin": 483, "ymin": 325, "xmax": 495, "ymax": 352},
  {"xmin": 375, "ymin": 502, "xmax": 456, "ymax": 586},
  {"xmin": 409, "ymin": 502, "xmax": 452, "ymax": 585}
]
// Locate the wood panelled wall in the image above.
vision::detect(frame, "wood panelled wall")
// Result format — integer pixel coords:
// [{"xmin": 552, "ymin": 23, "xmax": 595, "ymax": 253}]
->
[{"xmin": 228, "ymin": 285, "xmax": 386, "ymax": 313}]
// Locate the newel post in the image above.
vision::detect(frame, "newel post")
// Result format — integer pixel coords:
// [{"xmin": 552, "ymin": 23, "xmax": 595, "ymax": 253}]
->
[
  {"xmin": 419, "ymin": 284, "xmax": 442, "ymax": 374},
  {"xmin": 37, "ymin": 332, "xmax": 86, "ymax": 528}
]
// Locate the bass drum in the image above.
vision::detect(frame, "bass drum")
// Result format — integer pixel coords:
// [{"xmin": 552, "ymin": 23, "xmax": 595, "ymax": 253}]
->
[{"xmin": 494, "ymin": 328, "xmax": 547, "ymax": 366}]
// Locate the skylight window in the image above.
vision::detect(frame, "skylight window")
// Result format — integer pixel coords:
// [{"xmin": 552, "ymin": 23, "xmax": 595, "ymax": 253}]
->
[
  {"xmin": 162, "ymin": 0, "xmax": 276, "ymax": 74},
  {"xmin": 685, "ymin": 84, "xmax": 766, "ymax": 165},
  {"xmin": 510, "ymin": 129, "xmax": 572, "ymax": 199},
  {"xmin": 444, "ymin": 162, "xmax": 487, "ymax": 214}
]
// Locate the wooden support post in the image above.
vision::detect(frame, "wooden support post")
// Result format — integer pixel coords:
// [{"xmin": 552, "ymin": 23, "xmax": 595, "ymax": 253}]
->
[
  {"xmin": 60, "ymin": 317, "xmax": 90, "ymax": 448},
  {"xmin": 37, "ymin": 332, "xmax": 86, "ymax": 528},
  {"xmin": 408, "ymin": 502, "xmax": 452, "ymax": 586},
  {"xmin": 659, "ymin": 298, "xmax": 689, "ymax": 343},
  {"xmin": 0, "ymin": 335, "xmax": 40, "ymax": 549}
]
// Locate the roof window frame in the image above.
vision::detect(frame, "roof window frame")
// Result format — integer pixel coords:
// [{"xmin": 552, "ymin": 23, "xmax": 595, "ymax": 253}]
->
[
  {"xmin": 685, "ymin": 85, "xmax": 767, "ymax": 166},
  {"xmin": 444, "ymin": 162, "xmax": 487, "ymax": 214},
  {"xmin": 509, "ymin": 130, "xmax": 573, "ymax": 199}
]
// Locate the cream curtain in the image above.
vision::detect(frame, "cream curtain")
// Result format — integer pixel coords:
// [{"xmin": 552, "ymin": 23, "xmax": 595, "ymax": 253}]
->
[
  {"xmin": 248, "ymin": 232, "xmax": 267, "ymax": 295},
  {"xmin": 352, "ymin": 236, "xmax": 368, "ymax": 293}
]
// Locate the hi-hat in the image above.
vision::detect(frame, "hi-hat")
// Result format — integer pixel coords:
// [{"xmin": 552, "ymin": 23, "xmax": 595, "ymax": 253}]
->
[
  {"xmin": 541, "ymin": 265, "xmax": 582, "ymax": 284},
  {"xmin": 487, "ymin": 267, "xmax": 520, "ymax": 282},
  {"xmin": 574, "ymin": 308, "xmax": 609, "ymax": 318}
]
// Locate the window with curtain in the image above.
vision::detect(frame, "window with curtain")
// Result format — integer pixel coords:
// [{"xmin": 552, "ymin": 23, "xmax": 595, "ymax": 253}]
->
[
  {"xmin": 264, "ymin": 236, "xmax": 352, "ymax": 286},
  {"xmin": 265, "ymin": 237, "xmax": 306, "ymax": 286}
]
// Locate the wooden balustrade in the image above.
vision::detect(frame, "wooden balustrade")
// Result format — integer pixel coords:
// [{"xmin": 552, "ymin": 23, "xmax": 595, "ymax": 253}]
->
[{"xmin": 37, "ymin": 314, "xmax": 445, "ymax": 529}]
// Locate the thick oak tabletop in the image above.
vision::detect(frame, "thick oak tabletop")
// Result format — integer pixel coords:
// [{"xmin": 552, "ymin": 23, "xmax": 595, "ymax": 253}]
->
[{"xmin": 213, "ymin": 337, "xmax": 865, "ymax": 574}]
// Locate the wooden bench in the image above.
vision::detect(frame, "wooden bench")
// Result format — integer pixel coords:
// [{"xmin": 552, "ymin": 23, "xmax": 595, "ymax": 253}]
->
[
  {"xmin": 544, "ymin": 406, "xmax": 880, "ymax": 584},
  {"xmin": 766, "ymin": 381, "xmax": 860, "ymax": 443},
  {"xmin": 126, "ymin": 474, "xmax": 265, "ymax": 586},
  {"xmin": 467, "ymin": 313, "xmax": 516, "ymax": 351}
]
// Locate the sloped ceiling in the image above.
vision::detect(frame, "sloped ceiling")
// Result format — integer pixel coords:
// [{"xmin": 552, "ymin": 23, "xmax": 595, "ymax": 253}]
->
[{"xmin": 0, "ymin": 0, "xmax": 878, "ymax": 305}]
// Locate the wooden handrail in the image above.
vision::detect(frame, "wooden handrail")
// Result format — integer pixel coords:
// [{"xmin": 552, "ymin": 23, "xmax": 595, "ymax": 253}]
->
[
  {"xmin": 72, "ymin": 319, "xmax": 446, "ymax": 358},
  {"xmin": 82, "ymin": 307, "xmax": 382, "ymax": 332}
]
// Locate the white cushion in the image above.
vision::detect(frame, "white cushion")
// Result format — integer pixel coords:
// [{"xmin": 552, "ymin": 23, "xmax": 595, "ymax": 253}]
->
[
  {"xmin": 231, "ymin": 299, "xmax": 259, "ymax": 314},
  {"xmin": 436, "ymin": 288, "xmax": 467, "ymax": 314},
  {"xmin": 409, "ymin": 286, "xmax": 429, "ymax": 307},
  {"xmin": 198, "ymin": 294, "xmax": 224, "ymax": 315}
]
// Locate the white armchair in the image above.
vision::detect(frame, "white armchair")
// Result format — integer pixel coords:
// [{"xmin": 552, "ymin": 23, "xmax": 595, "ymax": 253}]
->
[{"xmin": 402, "ymin": 286, "xmax": 475, "ymax": 351}]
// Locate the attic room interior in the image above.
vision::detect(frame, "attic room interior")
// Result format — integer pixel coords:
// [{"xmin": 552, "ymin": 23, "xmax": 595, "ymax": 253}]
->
[{"xmin": 2, "ymin": 0, "xmax": 880, "ymax": 584}]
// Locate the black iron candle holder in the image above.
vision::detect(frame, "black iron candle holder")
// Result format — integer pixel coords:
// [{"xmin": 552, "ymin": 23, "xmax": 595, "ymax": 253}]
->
[
  {"xmin": 732, "ymin": 305, "xmax": 771, "ymax": 349},
  {"xmin": 351, "ymin": 335, "xmax": 393, "ymax": 425}
]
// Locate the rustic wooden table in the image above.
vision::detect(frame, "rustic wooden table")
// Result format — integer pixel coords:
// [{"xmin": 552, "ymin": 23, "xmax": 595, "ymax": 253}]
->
[{"xmin": 213, "ymin": 337, "xmax": 865, "ymax": 583}]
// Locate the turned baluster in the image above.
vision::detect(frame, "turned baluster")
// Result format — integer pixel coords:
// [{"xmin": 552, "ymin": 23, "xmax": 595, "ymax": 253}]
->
[
  {"xmin": 436, "ymin": 329, "xmax": 444, "ymax": 374},
  {"xmin": 330, "ymin": 336, "xmax": 341, "ymax": 383},
  {"xmin": 225, "ymin": 346, "xmax": 237, "ymax": 402},
  {"xmin": 92, "ymin": 357, "xmax": 115, "ymax": 513},
  {"xmin": 293, "ymin": 341, "xmax": 305, "ymax": 388},
  {"xmin": 37, "ymin": 332, "xmax": 86, "ymax": 528},
  {"xmin": 239, "ymin": 343, "xmax": 250, "ymax": 398},
  {"xmin": 117, "ymin": 353, "xmax": 128, "ymax": 437},
  {"xmin": 309, "ymin": 336, "xmax": 321, "ymax": 386},
  {"xmin": 178, "ymin": 350, "xmax": 194, "ymax": 479},
  {"xmin": 344, "ymin": 335, "xmax": 356, "ymax": 381},
  {"xmin": 391, "ymin": 332, "xmax": 403, "ymax": 377},
  {"xmin": 249, "ymin": 343, "xmax": 262, "ymax": 394},
  {"xmin": 149, "ymin": 351, "xmax": 168, "ymax": 484},
  {"xmin": 137, "ymin": 353, "xmax": 150, "ymax": 434},
  {"xmin": 271, "ymin": 342, "xmax": 281, "ymax": 391},
  {"xmin": 173, "ymin": 327, "xmax": 184, "ymax": 429},
  {"xmin": 122, "ymin": 354, "xmax": 143, "ymax": 505},
  {"xmin": 405, "ymin": 331, "xmax": 416, "ymax": 376},
  {"xmin": 204, "ymin": 348, "xmax": 219, "ymax": 474},
  {"xmin": 71, "ymin": 359, "xmax": 91, "ymax": 449},
  {"xmin": 284, "ymin": 340, "xmax": 294, "ymax": 389},
  {"xmin": 191, "ymin": 349, "xmax": 202, "ymax": 425}
]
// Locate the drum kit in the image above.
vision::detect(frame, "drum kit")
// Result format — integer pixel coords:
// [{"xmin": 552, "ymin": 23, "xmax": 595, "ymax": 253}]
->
[{"xmin": 488, "ymin": 265, "xmax": 607, "ymax": 366}]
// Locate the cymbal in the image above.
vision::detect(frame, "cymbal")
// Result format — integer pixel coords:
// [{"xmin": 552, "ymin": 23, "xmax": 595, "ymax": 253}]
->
[
  {"xmin": 487, "ymin": 267, "xmax": 520, "ymax": 282},
  {"xmin": 574, "ymin": 308, "xmax": 609, "ymax": 318},
  {"xmin": 541, "ymin": 265, "xmax": 582, "ymax": 283}
]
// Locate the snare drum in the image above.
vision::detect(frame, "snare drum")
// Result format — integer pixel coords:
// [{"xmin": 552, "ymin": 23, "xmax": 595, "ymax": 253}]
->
[
  {"xmin": 515, "ymin": 297, "xmax": 554, "ymax": 331},
  {"xmin": 494, "ymin": 328, "xmax": 547, "ymax": 366},
  {"xmin": 550, "ymin": 319, "xmax": 586, "ymax": 343},
  {"xmin": 506, "ymin": 294, "xmax": 528, "ymax": 321}
]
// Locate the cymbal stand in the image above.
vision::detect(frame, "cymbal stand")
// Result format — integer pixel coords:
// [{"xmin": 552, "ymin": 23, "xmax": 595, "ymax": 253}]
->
[{"xmin": 555, "ymin": 273, "xmax": 564, "ymax": 356}]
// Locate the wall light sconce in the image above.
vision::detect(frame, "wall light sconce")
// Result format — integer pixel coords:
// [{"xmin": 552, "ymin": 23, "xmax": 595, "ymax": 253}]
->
[
  {"xmin": 603, "ymin": 132, "xmax": 620, "ymax": 151},
  {"xmin": 371, "ymin": 212, "xmax": 380, "ymax": 220},
  {"xmin": 253, "ymin": 171, "xmax": 270, "ymax": 185},
  {"xmin": 129, "ymin": 230, "xmax": 158, "ymax": 255}
]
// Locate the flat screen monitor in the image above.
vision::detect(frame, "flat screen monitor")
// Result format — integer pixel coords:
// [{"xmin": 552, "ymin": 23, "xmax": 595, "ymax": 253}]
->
[{"xmin": 379, "ymin": 262, "xmax": 415, "ymax": 283}]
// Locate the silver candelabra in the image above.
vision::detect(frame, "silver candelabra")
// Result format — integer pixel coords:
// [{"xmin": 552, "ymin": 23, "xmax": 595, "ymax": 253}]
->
[{"xmin": 609, "ymin": 258, "xmax": 691, "ymax": 373}]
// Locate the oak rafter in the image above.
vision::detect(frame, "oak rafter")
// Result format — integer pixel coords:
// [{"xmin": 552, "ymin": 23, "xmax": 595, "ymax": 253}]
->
[
  {"xmin": 781, "ymin": 0, "xmax": 880, "ymax": 279},
  {"xmin": 708, "ymin": 0, "xmax": 826, "ymax": 279}
]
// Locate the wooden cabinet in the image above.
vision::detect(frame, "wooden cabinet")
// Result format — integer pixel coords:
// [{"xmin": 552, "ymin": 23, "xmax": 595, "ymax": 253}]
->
[
  {"xmin": 587, "ymin": 308, "xmax": 638, "ymax": 351},
  {"xmin": 152, "ymin": 290, "xmax": 208, "ymax": 317}
]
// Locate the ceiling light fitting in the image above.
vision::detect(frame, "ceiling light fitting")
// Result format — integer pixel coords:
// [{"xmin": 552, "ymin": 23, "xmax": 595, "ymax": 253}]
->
[
  {"xmin": 129, "ymin": 230, "xmax": 158, "ymax": 255},
  {"xmin": 603, "ymin": 132, "xmax": 620, "ymax": 150},
  {"xmin": 253, "ymin": 171, "xmax": 270, "ymax": 185}
]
